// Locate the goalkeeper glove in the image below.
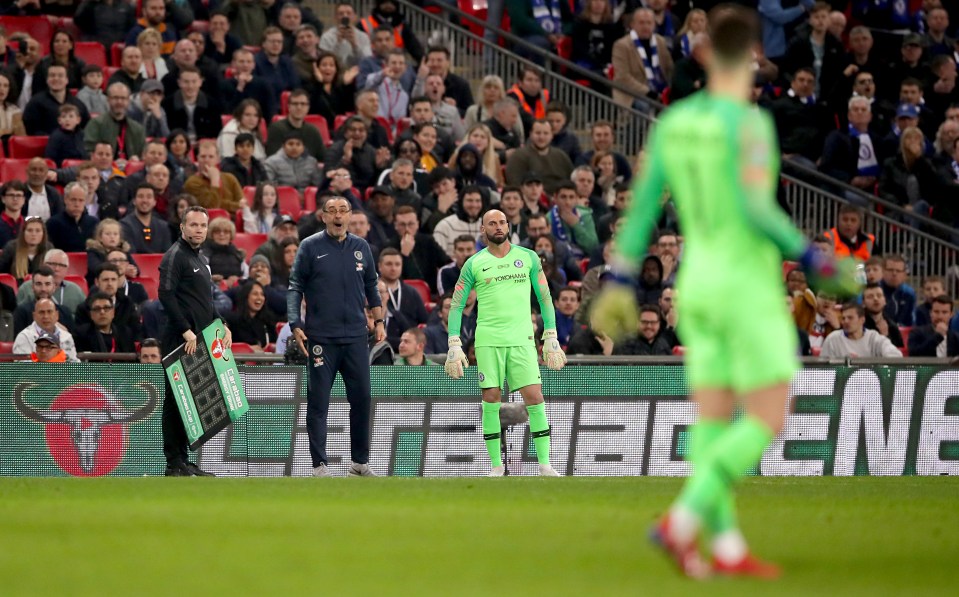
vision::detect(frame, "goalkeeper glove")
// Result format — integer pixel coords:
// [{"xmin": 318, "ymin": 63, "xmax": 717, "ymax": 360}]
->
[
  {"xmin": 444, "ymin": 335, "xmax": 469, "ymax": 379},
  {"xmin": 542, "ymin": 329, "xmax": 567, "ymax": 371},
  {"xmin": 590, "ymin": 281, "xmax": 639, "ymax": 343},
  {"xmin": 798, "ymin": 245, "xmax": 865, "ymax": 299}
]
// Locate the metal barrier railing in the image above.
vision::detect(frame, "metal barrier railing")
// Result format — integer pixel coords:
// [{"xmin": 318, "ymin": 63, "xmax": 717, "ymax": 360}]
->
[
  {"xmin": 782, "ymin": 174, "xmax": 959, "ymax": 295},
  {"xmin": 350, "ymin": 0, "xmax": 957, "ymax": 289}
]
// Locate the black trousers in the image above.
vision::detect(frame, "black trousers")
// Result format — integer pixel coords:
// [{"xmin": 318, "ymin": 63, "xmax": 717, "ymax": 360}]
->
[
  {"xmin": 162, "ymin": 382, "xmax": 189, "ymax": 465},
  {"xmin": 306, "ymin": 338, "xmax": 372, "ymax": 467}
]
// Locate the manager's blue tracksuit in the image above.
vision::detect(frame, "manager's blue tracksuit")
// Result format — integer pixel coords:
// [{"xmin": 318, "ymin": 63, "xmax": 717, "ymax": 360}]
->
[{"xmin": 288, "ymin": 231, "xmax": 381, "ymax": 467}]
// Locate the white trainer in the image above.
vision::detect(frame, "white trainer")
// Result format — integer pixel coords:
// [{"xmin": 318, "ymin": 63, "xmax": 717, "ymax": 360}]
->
[
  {"xmin": 488, "ymin": 465, "xmax": 505, "ymax": 477},
  {"xmin": 313, "ymin": 463, "xmax": 331, "ymax": 477},
  {"xmin": 347, "ymin": 461, "xmax": 378, "ymax": 477},
  {"xmin": 538, "ymin": 464, "xmax": 561, "ymax": 476}
]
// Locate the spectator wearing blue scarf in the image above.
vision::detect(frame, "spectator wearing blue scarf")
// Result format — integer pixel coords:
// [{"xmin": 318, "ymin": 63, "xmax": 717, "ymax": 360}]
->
[{"xmin": 505, "ymin": 0, "xmax": 574, "ymax": 64}]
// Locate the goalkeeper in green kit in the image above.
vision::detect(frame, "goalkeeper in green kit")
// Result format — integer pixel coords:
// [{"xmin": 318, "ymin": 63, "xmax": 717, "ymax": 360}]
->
[
  {"xmin": 592, "ymin": 5, "xmax": 862, "ymax": 579},
  {"xmin": 445, "ymin": 209, "xmax": 567, "ymax": 477}
]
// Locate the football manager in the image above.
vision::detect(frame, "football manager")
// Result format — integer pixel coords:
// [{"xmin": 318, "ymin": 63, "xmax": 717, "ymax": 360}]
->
[{"xmin": 288, "ymin": 195, "xmax": 384, "ymax": 477}]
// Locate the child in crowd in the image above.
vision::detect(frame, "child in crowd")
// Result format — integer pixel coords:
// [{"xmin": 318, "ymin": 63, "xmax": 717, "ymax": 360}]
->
[
  {"xmin": 75, "ymin": 65, "xmax": 108, "ymax": 115},
  {"xmin": 45, "ymin": 104, "xmax": 88, "ymax": 166}
]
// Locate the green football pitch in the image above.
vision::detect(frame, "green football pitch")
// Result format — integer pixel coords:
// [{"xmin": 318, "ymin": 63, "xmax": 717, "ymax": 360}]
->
[{"xmin": 1, "ymin": 477, "xmax": 955, "ymax": 596}]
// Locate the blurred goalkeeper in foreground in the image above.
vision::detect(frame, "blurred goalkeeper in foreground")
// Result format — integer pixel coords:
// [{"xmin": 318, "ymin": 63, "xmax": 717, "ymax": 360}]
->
[
  {"xmin": 445, "ymin": 209, "xmax": 567, "ymax": 476},
  {"xmin": 591, "ymin": 5, "xmax": 862, "ymax": 579}
]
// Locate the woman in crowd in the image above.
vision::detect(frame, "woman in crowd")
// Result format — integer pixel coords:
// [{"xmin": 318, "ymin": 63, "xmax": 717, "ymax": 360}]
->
[
  {"xmin": 241, "ymin": 182, "xmax": 280, "ymax": 234},
  {"xmin": 226, "ymin": 280, "xmax": 278, "ymax": 351},
  {"xmin": 85, "ymin": 218, "xmax": 138, "ymax": 287},
  {"xmin": 0, "ymin": 217, "xmax": 50, "ymax": 282},
  {"xmin": 202, "ymin": 217, "xmax": 247, "ymax": 288},
  {"xmin": 412, "ymin": 122, "xmax": 442, "ymax": 173},
  {"xmin": 217, "ymin": 99, "xmax": 267, "ymax": 159},
  {"xmin": 571, "ymin": 0, "xmax": 623, "ymax": 77},
  {"xmin": 138, "ymin": 28, "xmax": 169, "ymax": 81},
  {"xmin": 674, "ymin": 8, "xmax": 707, "ymax": 60},
  {"xmin": 308, "ymin": 51, "xmax": 357, "ymax": 131},
  {"xmin": 34, "ymin": 29, "xmax": 86, "ymax": 94},
  {"xmin": 272, "ymin": 237, "xmax": 299, "ymax": 290},
  {"xmin": 167, "ymin": 193, "xmax": 198, "ymax": 241},
  {"xmin": 0, "ymin": 72, "xmax": 25, "ymax": 148},
  {"xmin": 165, "ymin": 129, "xmax": 197, "ymax": 178}
]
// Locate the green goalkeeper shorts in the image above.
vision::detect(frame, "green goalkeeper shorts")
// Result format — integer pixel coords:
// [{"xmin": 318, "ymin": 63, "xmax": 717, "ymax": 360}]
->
[
  {"xmin": 475, "ymin": 345, "xmax": 542, "ymax": 390},
  {"xmin": 680, "ymin": 288, "xmax": 799, "ymax": 394}
]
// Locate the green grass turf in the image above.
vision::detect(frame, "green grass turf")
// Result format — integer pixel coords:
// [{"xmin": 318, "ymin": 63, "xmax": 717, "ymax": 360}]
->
[{"xmin": 0, "ymin": 477, "xmax": 955, "ymax": 596}]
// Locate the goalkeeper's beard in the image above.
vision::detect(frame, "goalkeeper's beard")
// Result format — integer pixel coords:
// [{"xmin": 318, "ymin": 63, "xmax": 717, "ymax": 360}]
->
[{"xmin": 487, "ymin": 231, "xmax": 508, "ymax": 246}]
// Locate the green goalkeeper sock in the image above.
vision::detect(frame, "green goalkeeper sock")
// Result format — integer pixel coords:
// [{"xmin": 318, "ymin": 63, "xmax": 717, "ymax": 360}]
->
[
  {"xmin": 688, "ymin": 419, "xmax": 738, "ymax": 535},
  {"xmin": 527, "ymin": 403, "xmax": 551, "ymax": 465},
  {"xmin": 482, "ymin": 402, "xmax": 503, "ymax": 468},
  {"xmin": 677, "ymin": 416, "xmax": 773, "ymax": 526}
]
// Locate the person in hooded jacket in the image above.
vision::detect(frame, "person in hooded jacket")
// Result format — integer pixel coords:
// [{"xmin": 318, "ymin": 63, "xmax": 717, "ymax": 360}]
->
[
  {"xmin": 432, "ymin": 185, "xmax": 489, "ymax": 258},
  {"xmin": 637, "ymin": 254, "xmax": 665, "ymax": 305},
  {"xmin": 450, "ymin": 143, "xmax": 498, "ymax": 193}
]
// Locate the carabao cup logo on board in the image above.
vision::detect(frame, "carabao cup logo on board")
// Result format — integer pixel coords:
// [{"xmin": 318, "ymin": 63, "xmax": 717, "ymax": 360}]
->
[
  {"xmin": 210, "ymin": 328, "xmax": 230, "ymax": 361},
  {"xmin": 13, "ymin": 383, "xmax": 157, "ymax": 476}
]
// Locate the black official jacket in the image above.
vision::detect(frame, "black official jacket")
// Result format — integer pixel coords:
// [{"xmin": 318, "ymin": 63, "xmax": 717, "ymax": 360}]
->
[
  {"xmin": 287, "ymin": 232, "xmax": 380, "ymax": 343},
  {"xmin": 158, "ymin": 237, "xmax": 217, "ymax": 351}
]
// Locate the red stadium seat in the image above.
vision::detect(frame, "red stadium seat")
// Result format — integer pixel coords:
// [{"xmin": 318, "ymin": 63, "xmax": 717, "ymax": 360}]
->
[
  {"xmin": 304, "ymin": 115, "xmax": 332, "ymax": 146},
  {"xmin": 672, "ymin": 345, "xmax": 686, "ymax": 356},
  {"xmin": 207, "ymin": 208, "xmax": 230, "ymax": 222},
  {"xmin": 234, "ymin": 233, "xmax": 268, "ymax": 262},
  {"xmin": 0, "ymin": 273, "xmax": 18, "ymax": 294},
  {"xmin": 375, "ymin": 116, "xmax": 394, "ymax": 144},
  {"xmin": 277, "ymin": 186, "xmax": 302, "ymax": 214},
  {"xmin": 9, "ymin": 136, "xmax": 49, "ymax": 159},
  {"xmin": 62, "ymin": 159, "xmax": 86, "ymax": 169},
  {"xmin": 132, "ymin": 277, "xmax": 158, "ymax": 300},
  {"xmin": 395, "ymin": 117, "xmax": 412, "ymax": 138},
  {"xmin": 221, "ymin": 114, "xmax": 232, "ymax": 127},
  {"xmin": 65, "ymin": 252, "xmax": 87, "ymax": 277},
  {"xmin": 189, "ymin": 20, "xmax": 210, "ymax": 33},
  {"xmin": 0, "ymin": 159, "xmax": 30, "ymax": 181},
  {"xmin": 0, "ymin": 340, "xmax": 14, "ymax": 355},
  {"xmin": 333, "ymin": 113, "xmax": 351, "ymax": 134},
  {"xmin": 405, "ymin": 279, "xmax": 431, "ymax": 304},
  {"xmin": 782, "ymin": 260, "xmax": 799, "ymax": 279},
  {"xmin": 303, "ymin": 187, "xmax": 318, "ymax": 212},
  {"xmin": 134, "ymin": 253, "xmax": 163, "ymax": 280},
  {"xmin": 102, "ymin": 66, "xmax": 120, "ymax": 89},
  {"xmin": 0, "ymin": 16, "xmax": 53, "ymax": 52},
  {"xmin": 280, "ymin": 90, "xmax": 290, "ymax": 115},
  {"xmin": 230, "ymin": 342, "xmax": 255, "ymax": 354},
  {"xmin": 111, "ymin": 42, "xmax": 125, "ymax": 66},
  {"xmin": 64, "ymin": 275, "xmax": 88, "ymax": 295},
  {"xmin": 74, "ymin": 41, "xmax": 107, "ymax": 67},
  {"xmin": 457, "ymin": 0, "xmax": 488, "ymax": 38},
  {"xmin": 125, "ymin": 161, "xmax": 146, "ymax": 175},
  {"xmin": 242, "ymin": 185, "xmax": 256, "ymax": 203},
  {"xmin": 899, "ymin": 327, "xmax": 912, "ymax": 352}
]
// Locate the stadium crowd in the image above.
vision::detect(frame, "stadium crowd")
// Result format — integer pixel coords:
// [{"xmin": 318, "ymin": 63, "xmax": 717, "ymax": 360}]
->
[{"xmin": 0, "ymin": 0, "xmax": 957, "ymax": 363}]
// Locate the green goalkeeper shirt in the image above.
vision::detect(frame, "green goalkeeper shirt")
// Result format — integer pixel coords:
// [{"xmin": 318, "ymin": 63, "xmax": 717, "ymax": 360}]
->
[
  {"xmin": 448, "ymin": 244, "xmax": 557, "ymax": 347},
  {"xmin": 614, "ymin": 92, "xmax": 807, "ymax": 295}
]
